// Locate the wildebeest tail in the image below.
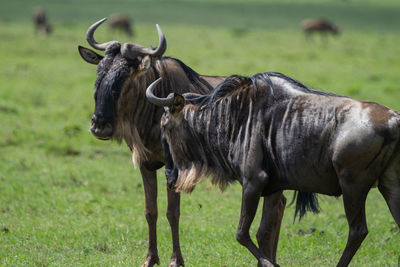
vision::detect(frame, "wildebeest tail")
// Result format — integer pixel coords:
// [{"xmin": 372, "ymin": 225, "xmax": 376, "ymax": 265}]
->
[{"xmin": 290, "ymin": 191, "xmax": 320, "ymax": 222}]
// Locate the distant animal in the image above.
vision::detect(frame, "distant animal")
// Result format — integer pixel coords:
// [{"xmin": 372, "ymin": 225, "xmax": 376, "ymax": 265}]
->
[
  {"xmin": 147, "ymin": 73, "xmax": 400, "ymax": 267},
  {"xmin": 301, "ymin": 18, "xmax": 339, "ymax": 37},
  {"xmin": 109, "ymin": 14, "xmax": 134, "ymax": 37},
  {"xmin": 32, "ymin": 7, "xmax": 52, "ymax": 35},
  {"xmin": 78, "ymin": 18, "xmax": 288, "ymax": 267}
]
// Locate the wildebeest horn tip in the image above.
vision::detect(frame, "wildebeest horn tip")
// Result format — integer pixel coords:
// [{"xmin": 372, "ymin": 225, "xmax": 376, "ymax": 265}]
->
[
  {"xmin": 86, "ymin": 17, "xmax": 119, "ymax": 51},
  {"xmin": 146, "ymin": 78, "xmax": 175, "ymax": 107}
]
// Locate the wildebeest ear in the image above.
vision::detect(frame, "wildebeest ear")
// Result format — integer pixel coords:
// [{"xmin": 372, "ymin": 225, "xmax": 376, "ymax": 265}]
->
[
  {"xmin": 78, "ymin": 45, "xmax": 103, "ymax": 65},
  {"xmin": 171, "ymin": 94, "xmax": 185, "ymax": 113}
]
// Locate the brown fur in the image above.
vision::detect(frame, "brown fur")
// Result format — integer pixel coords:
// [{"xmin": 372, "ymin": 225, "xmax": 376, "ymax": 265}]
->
[
  {"xmin": 301, "ymin": 18, "xmax": 339, "ymax": 36},
  {"xmin": 109, "ymin": 14, "xmax": 133, "ymax": 37},
  {"xmin": 32, "ymin": 7, "xmax": 52, "ymax": 35}
]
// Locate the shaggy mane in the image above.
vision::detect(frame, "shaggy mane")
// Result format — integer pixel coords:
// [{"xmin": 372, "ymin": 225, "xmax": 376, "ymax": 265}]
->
[{"xmin": 175, "ymin": 163, "xmax": 233, "ymax": 193}]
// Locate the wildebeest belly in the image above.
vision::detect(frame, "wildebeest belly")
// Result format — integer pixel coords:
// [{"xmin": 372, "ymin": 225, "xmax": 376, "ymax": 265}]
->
[{"xmin": 263, "ymin": 144, "xmax": 341, "ymax": 196}]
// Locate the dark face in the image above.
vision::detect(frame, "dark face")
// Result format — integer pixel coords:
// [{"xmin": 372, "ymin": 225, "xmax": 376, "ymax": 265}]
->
[
  {"xmin": 92, "ymin": 52, "xmax": 131, "ymax": 139},
  {"xmin": 79, "ymin": 45, "xmax": 146, "ymax": 140},
  {"xmin": 160, "ymin": 94, "xmax": 185, "ymax": 132}
]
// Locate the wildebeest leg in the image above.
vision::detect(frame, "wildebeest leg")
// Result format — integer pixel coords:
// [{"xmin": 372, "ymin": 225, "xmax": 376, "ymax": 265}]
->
[
  {"xmin": 140, "ymin": 167, "xmax": 160, "ymax": 267},
  {"xmin": 380, "ymin": 186, "xmax": 400, "ymax": 228},
  {"xmin": 379, "ymin": 166, "xmax": 400, "ymax": 229},
  {"xmin": 236, "ymin": 182, "xmax": 276, "ymax": 267},
  {"xmin": 166, "ymin": 189, "xmax": 184, "ymax": 267},
  {"xmin": 257, "ymin": 191, "xmax": 286, "ymax": 263},
  {"xmin": 379, "ymin": 179, "xmax": 400, "ymax": 266},
  {"xmin": 336, "ymin": 184, "xmax": 370, "ymax": 267}
]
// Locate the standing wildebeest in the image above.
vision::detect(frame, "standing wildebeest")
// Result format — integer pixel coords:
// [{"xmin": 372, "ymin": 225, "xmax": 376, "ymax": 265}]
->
[
  {"xmin": 78, "ymin": 18, "xmax": 287, "ymax": 267},
  {"xmin": 146, "ymin": 73, "xmax": 400, "ymax": 267},
  {"xmin": 32, "ymin": 7, "xmax": 52, "ymax": 35},
  {"xmin": 109, "ymin": 14, "xmax": 134, "ymax": 37},
  {"xmin": 301, "ymin": 18, "xmax": 339, "ymax": 38}
]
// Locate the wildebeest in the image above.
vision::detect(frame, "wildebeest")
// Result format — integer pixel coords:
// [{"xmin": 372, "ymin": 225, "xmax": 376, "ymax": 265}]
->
[
  {"xmin": 109, "ymin": 14, "xmax": 134, "ymax": 37},
  {"xmin": 32, "ymin": 7, "xmax": 52, "ymax": 35},
  {"xmin": 301, "ymin": 18, "xmax": 339, "ymax": 37},
  {"xmin": 146, "ymin": 73, "xmax": 400, "ymax": 266},
  {"xmin": 78, "ymin": 18, "xmax": 287, "ymax": 267}
]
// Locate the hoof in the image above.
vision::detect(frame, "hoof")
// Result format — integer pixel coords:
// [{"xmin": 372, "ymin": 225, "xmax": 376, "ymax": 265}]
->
[
  {"xmin": 258, "ymin": 258, "xmax": 277, "ymax": 267},
  {"xmin": 141, "ymin": 254, "xmax": 160, "ymax": 267},
  {"xmin": 169, "ymin": 262, "xmax": 184, "ymax": 267},
  {"xmin": 169, "ymin": 255, "xmax": 184, "ymax": 267}
]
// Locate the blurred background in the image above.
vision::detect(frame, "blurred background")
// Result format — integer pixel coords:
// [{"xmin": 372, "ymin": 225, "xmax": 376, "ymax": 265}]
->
[{"xmin": 1, "ymin": 0, "xmax": 399, "ymax": 266}]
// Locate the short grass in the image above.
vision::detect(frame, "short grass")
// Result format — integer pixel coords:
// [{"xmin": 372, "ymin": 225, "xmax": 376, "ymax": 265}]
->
[{"xmin": 1, "ymin": 0, "xmax": 400, "ymax": 266}]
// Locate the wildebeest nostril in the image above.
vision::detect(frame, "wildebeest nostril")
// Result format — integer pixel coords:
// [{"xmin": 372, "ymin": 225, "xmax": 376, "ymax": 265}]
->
[
  {"xmin": 90, "ymin": 116, "xmax": 113, "ymax": 139},
  {"xmin": 91, "ymin": 114, "xmax": 110, "ymax": 128}
]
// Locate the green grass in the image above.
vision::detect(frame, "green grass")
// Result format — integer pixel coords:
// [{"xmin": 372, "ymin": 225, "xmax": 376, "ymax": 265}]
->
[
  {"xmin": 2, "ymin": 0, "xmax": 400, "ymax": 32},
  {"xmin": 1, "ymin": 0, "xmax": 400, "ymax": 266}
]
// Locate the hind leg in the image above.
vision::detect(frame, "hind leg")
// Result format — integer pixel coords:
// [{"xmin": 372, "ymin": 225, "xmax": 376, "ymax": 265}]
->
[
  {"xmin": 334, "ymin": 169, "xmax": 376, "ymax": 266},
  {"xmin": 380, "ymin": 190, "xmax": 400, "ymax": 227},
  {"xmin": 379, "ymin": 172, "xmax": 400, "ymax": 266},
  {"xmin": 379, "ymin": 172, "xmax": 400, "ymax": 228},
  {"xmin": 336, "ymin": 182, "xmax": 371, "ymax": 267},
  {"xmin": 334, "ymin": 168, "xmax": 378, "ymax": 267}
]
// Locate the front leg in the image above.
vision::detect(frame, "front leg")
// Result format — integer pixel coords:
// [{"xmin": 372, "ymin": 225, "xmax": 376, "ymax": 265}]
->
[
  {"xmin": 167, "ymin": 189, "xmax": 184, "ymax": 266},
  {"xmin": 256, "ymin": 191, "xmax": 286, "ymax": 263},
  {"xmin": 140, "ymin": 166, "xmax": 160, "ymax": 267},
  {"xmin": 236, "ymin": 181, "xmax": 276, "ymax": 267},
  {"xmin": 161, "ymin": 130, "xmax": 184, "ymax": 266}
]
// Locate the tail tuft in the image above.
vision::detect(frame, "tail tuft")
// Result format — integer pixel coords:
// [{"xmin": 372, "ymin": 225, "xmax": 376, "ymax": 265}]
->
[{"xmin": 289, "ymin": 191, "xmax": 320, "ymax": 222}]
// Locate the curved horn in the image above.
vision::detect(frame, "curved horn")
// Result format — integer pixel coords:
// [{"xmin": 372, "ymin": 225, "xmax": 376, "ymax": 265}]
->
[
  {"xmin": 148, "ymin": 24, "xmax": 167, "ymax": 57},
  {"xmin": 122, "ymin": 24, "xmax": 166, "ymax": 59},
  {"xmin": 146, "ymin": 78, "xmax": 174, "ymax": 107},
  {"xmin": 86, "ymin": 18, "xmax": 119, "ymax": 51}
]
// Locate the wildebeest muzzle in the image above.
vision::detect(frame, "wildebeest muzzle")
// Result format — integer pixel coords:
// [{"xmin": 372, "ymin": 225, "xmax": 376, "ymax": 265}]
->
[{"xmin": 90, "ymin": 114, "xmax": 114, "ymax": 140}]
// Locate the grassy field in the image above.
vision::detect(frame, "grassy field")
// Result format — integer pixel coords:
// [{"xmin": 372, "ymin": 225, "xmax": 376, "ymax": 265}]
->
[{"xmin": 1, "ymin": 0, "xmax": 400, "ymax": 266}]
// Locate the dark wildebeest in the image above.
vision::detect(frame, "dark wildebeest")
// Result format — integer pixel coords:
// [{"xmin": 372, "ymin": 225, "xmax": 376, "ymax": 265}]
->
[
  {"xmin": 301, "ymin": 18, "xmax": 339, "ymax": 38},
  {"xmin": 109, "ymin": 14, "xmax": 134, "ymax": 37},
  {"xmin": 78, "ymin": 18, "xmax": 287, "ymax": 267},
  {"xmin": 32, "ymin": 7, "xmax": 52, "ymax": 35},
  {"xmin": 146, "ymin": 73, "xmax": 400, "ymax": 267}
]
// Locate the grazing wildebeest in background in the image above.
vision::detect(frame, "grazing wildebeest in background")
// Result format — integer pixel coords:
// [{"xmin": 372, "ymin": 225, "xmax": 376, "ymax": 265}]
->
[
  {"xmin": 32, "ymin": 7, "xmax": 52, "ymax": 35},
  {"xmin": 301, "ymin": 18, "xmax": 339, "ymax": 38},
  {"xmin": 146, "ymin": 73, "xmax": 400, "ymax": 267},
  {"xmin": 78, "ymin": 18, "xmax": 288, "ymax": 267},
  {"xmin": 109, "ymin": 14, "xmax": 134, "ymax": 37}
]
